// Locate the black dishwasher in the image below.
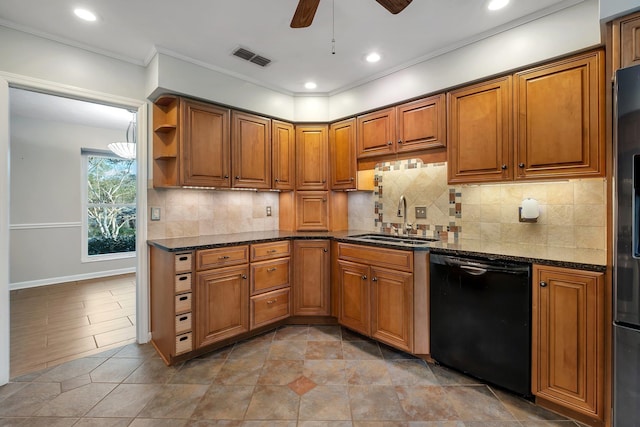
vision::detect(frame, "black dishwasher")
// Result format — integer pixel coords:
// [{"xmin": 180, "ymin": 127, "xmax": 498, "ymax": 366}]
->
[{"xmin": 429, "ymin": 253, "xmax": 532, "ymax": 397}]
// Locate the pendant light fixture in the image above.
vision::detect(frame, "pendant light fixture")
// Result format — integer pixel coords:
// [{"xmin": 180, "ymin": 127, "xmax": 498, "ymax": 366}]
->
[{"xmin": 108, "ymin": 111, "xmax": 137, "ymax": 159}]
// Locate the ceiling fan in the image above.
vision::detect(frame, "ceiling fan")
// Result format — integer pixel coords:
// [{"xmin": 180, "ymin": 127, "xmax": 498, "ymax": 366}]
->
[{"xmin": 290, "ymin": 0, "xmax": 413, "ymax": 28}]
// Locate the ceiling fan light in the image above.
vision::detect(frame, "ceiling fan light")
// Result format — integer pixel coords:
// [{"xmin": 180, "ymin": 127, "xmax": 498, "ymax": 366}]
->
[
  {"xmin": 366, "ymin": 52, "xmax": 381, "ymax": 63},
  {"xmin": 487, "ymin": 0, "xmax": 509, "ymax": 11}
]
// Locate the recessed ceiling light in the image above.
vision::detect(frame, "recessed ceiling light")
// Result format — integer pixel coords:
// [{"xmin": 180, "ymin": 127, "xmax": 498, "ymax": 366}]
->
[
  {"xmin": 304, "ymin": 82, "xmax": 317, "ymax": 89},
  {"xmin": 487, "ymin": 0, "xmax": 509, "ymax": 11},
  {"xmin": 366, "ymin": 52, "xmax": 381, "ymax": 63},
  {"xmin": 74, "ymin": 8, "xmax": 97, "ymax": 22}
]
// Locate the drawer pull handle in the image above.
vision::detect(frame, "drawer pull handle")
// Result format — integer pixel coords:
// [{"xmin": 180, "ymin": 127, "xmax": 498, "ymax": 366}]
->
[
  {"xmin": 179, "ymin": 256, "xmax": 188, "ymax": 261},
  {"xmin": 179, "ymin": 296, "xmax": 189, "ymax": 301},
  {"xmin": 267, "ymin": 267, "xmax": 277, "ymax": 272},
  {"xmin": 179, "ymin": 336, "xmax": 188, "ymax": 342},
  {"xmin": 218, "ymin": 255, "xmax": 230, "ymax": 260},
  {"xmin": 267, "ymin": 299, "xmax": 278, "ymax": 305},
  {"xmin": 179, "ymin": 316, "xmax": 188, "ymax": 321},
  {"xmin": 267, "ymin": 249, "xmax": 277, "ymax": 253},
  {"xmin": 179, "ymin": 276, "xmax": 188, "ymax": 281}
]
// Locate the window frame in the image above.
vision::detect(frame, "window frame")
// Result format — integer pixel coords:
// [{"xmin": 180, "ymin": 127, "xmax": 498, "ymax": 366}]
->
[{"xmin": 81, "ymin": 148, "xmax": 137, "ymax": 263}]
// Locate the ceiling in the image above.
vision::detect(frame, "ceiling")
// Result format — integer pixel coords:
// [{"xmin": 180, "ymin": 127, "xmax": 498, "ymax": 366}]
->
[{"xmin": 0, "ymin": 0, "xmax": 584, "ymax": 96}]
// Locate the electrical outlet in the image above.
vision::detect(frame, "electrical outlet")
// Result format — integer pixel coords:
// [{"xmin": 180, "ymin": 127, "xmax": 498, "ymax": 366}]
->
[
  {"xmin": 150, "ymin": 207, "xmax": 161, "ymax": 221},
  {"xmin": 266, "ymin": 206, "xmax": 272, "ymax": 217},
  {"xmin": 415, "ymin": 206, "xmax": 427, "ymax": 219}
]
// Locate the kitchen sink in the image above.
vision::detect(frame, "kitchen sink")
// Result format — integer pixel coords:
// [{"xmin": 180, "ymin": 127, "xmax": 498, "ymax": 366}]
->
[{"xmin": 349, "ymin": 233, "xmax": 438, "ymax": 246}]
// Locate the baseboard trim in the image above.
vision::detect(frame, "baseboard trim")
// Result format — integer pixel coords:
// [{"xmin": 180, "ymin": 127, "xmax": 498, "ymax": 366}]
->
[{"xmin": 9, "ymin": 267, "xmax": 136, "ymax": 291}]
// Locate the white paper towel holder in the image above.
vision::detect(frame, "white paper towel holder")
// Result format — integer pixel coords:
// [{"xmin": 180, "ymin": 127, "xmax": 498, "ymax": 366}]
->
[{"xmin": 519, "ymin": 198, "xmax": 539, "ymax": 223}]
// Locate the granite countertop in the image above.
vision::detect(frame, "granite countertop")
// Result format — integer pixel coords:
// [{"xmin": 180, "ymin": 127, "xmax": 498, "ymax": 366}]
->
[{"xmin": 148, "ymin": 230, "xmax": 607, "ymax": 272}]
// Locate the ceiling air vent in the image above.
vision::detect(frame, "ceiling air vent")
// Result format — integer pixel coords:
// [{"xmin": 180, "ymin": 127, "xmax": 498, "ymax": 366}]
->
[{"xmin": 232, "ymin": 47, "xmax": 272, "ymax": 67}]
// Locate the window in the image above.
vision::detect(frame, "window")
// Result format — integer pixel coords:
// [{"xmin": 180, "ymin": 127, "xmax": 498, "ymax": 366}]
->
[{"xmin": 82, "ymin": 150, "xmax": 136, "ymax": 261}]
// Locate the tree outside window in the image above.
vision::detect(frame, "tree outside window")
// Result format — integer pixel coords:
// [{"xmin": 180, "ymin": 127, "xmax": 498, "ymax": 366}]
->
[{"xmin": 85, "ymin": 153, "xmax": 137, "ymax": 257}]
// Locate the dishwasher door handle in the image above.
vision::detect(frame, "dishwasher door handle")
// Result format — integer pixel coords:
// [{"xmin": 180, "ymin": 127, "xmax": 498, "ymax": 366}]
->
[{"xmin": 460, "ymin": 265, "xmax": 488, "ymax": 276}]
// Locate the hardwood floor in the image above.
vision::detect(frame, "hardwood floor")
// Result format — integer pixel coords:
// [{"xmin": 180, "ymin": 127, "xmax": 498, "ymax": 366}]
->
[{"xmin": 9, "ymin": 274, "xmax": 136, "ymax": 378}]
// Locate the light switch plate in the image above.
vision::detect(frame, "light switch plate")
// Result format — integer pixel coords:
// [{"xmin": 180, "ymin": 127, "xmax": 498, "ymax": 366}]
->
[
  {"xmin": 150, "ymin": 207, "xmax": 161, "ymax": 221},
  {"xmin": 415, "ymin": 207, "xmax": 427, "ymax": 219}
]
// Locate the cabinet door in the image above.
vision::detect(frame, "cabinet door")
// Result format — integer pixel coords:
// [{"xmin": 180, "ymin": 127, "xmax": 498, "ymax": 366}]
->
[
  {"xmin": 232, "ymin": 111, "xmax": 271, "ymax": 189},
  {"xmin": 295, "ymin": 191, "xmax": 328, "ymax": 231},
  {"xmin": 181, "ymin": 99, "xmax": 230, "ymax": 187},
  {"xmin": 397, "ymin": 94, "xmax": 446, "ymax": 153},
  {"xmin": 514, "ymin": 51, "xmax": 604, "ymax": 180},
  {"xmin": 357, "ymin": 108, "xmax": 396, "ymax": 158},
  {"xmin": 447, "ymin": 76, "xmax": 512, "ymax": 184},
  {"xmin": 370, "ymin": 266, "xmax": 413, "ymax": 352},
  {"xmin": 293, "ymin": 240, "xmax": 330, "ymax": 316},
  {"xmin": 338, "ymin": 260, "xmax": 370, "ymax": 336},
  {"xmin": 195, "ymin": 265, "xmax": 249, "ymax": 348},
  {"xmin": 272, "ymin": 120, "xmax": 295, "ymax": 190},
  {"xmin": 329, "ymin": 118, "xmax": 357, "ymax": 190},
  {"xmin": 616, "ymin": 12, "xmax": 640, "ymax": 70},
  {"xmin": 296, "ymin": 125, "xmax": 328, "ymax": 190},
  {"xmin": 532, "ymin": 265, "xmax": 604, "ymax": 420}
]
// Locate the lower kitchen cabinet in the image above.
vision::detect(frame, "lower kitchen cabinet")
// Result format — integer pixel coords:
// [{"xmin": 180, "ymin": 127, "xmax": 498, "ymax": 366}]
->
[
  {"xmin": 531, "ymin": 264, "xmax": 605, "ymax": 422},
  {"xmin": 251, "ymin": 287, "xmax": 290, "ymax": 329},
  {"xmin": 293, "ymin": 240, "xmax": 331, "ymax": 316},
  {"xmin": 195, "ymin": 265, "xmax": 249, "ymax": 348},
  {"xmin": 338, "ymin": 260, "xmax": 370, "ymax": 335}
]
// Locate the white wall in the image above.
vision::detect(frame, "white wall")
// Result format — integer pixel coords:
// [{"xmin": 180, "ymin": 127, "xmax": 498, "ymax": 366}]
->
[
  {"xmin": 9, "ymin": 116, "xmax": 136, "ymax": 287},
  {"xmin": 600, "ymin": 0, "xmax": 640, "ymax": 21}
]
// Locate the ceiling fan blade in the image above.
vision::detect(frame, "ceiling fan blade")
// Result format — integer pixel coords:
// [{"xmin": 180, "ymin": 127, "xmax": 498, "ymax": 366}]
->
[
  {"xmin": 291, "ymin": 0, "xmax": 321, "ymax": 28},
  {"xmin": 375, "ymin": 0, "xmax": 413, "ymax": 14}
]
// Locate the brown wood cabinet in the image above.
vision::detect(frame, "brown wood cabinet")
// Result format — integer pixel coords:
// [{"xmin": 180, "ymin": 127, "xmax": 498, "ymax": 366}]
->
[
  {"xmin": 613, "ymin": 11, "xmax": 640, "ymax": 71},
  {"xmin": 329, "ymin": 118, "xmax": 357, "ymax": 190},
  {"xmin": 249, "ymin": 240, "xmax": 291, "ymax": 329},
  {"xmin": 293, "ymin": 240, "xmax": 331, "ymax": 316},
  {"xmin": 195, "ymin": 264, "xmax": 249, "ymax": 348},
  {"xmin": 514, "ymin": 51, "xmax": 604, "ymax": 180},
  {"xmin": 231, "ymin": 111, "xmax": 271, "ymax": 189},
  {"xmin": 296, "ymin": 125, "xmax": 328, "ymax": 190},
  {"xmin": 152, "ymin": 95, "xmax": 180, "ymax": 187},
  {"xmin": 532, "ymin": 265, "xmax": 605, "ymax": 422},
  {"xmin": 182, "ymin": 98, "xmax": 231, "ymax": 187},
  {"xmin": 356, "ymin": 94, "xmax": 446, "ymax": 159},
  {"xmin": 272, "ymin": 120, "xmax": 295, "ymax": 190},
  {"xmin": 336, "ymin": 243, "xmax": 415, "ymax": 352},
  {"xmin": 295, "ymin": 191, "xmax": 329, "ymax": 231},
  {"xmin": 447, "ymin": 76, "xmax": 513, "ymax": 183}
]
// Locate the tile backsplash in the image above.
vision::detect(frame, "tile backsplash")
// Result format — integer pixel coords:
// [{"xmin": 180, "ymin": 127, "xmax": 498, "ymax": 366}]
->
[
  {"xmin": 147, "ymin": 187, "xmax": 279, "ymax": 240},
  {"xmin": 348, "ymin": 159, "xmax": 607, "ymax": 251}
]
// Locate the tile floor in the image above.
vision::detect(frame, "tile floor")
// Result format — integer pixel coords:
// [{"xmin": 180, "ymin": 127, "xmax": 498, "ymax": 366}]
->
[
  {"xmin": 0, "ymin": 324, "xmax": 586, "ymax": 426},
  {"xmin": 10, "ymin": 274, "xmax": 137, "ymax": 378}
]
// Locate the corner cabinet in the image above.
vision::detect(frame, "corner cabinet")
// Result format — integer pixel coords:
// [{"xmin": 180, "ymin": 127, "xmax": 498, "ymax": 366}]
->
[
  {"xmin": 531, "ymin": 264, "xmax": 605, "ymax": 422},
  {"xmin": 231, "ymin": 111, "xmax": 271, "ymax": 189},
  {"xmin": 296, "ymin": 124, "xmax": 328, "ymax": 190}
]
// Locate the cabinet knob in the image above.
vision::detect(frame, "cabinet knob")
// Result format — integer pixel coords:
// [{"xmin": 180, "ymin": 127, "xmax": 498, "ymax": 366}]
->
[
  {"xmin": 387, "ymin": 141, "xmax": 393, "ymax": 146},
  {"xmin": 362, "ymin": 275, "xmax": 367, "ymax": 280},
  {"xmin": 275, "ymin": 178, "xmax": 279, "ymax": 182},
  {"xmin": 518, "ymin": 163, "xmax": 525, "ymax": 168},
  {"xmin": 397, "ymin": 139, "xmax": 403, "ymax": 144},
  {"xmin": 224, "ymin": 174, "xmax": 229, "ymax": 179},
  {"xmin": 372, "ymin": 277, "xmax": 378, "ymax": 282},
  {"xmin": 323, "ymin": 248, "xmax": 328, "ymax": 253},
  {"xmin": 350, "ymin": 177, "xmax": 354, "ymax": 181},
  {"xmin": 242, "ymin": 274, "xmax": 247, "ymax": 279},
  {"xmin": 540, "ymin": 281, "xmax": 547, "ymax": 287},
  {"xmin": 322, "ymin": 179, "xmax": 326, "ymax": 183},
  {"xmin": 235, "ymin": 176, "xmax": 240, "ymax": 180},
  {"xmin": 501, "ymin": 164, "xmax": 507, "ymax": 170}
]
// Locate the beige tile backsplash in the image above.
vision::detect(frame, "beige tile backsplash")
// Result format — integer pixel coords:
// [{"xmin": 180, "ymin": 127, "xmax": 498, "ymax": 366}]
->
[
  {"xmin": 348, "ymin": 160, "xmax": 607, "ymax": 251},
  {"xmin": 147, "ymin": 186, "xmax": 279, "ymax": 240}
]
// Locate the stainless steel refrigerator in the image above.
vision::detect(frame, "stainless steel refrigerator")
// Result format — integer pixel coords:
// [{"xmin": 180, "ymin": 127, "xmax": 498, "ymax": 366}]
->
[{"xmin": 614, "ymin": 64, "xmax": 640, "ymax": 427}]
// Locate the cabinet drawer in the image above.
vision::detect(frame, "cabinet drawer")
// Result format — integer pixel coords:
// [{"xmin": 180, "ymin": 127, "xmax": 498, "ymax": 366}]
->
[
  {"xmin": 175, "ymin": 332, "xmax": 193, "ymax": 355},
  {"xmin": 197, "ymin": 246, "xmax": 249, "ymax": 270},
  {"xmin": 175, "ymin": 292, "xmax": 192, "ymax": 313},
  {"xmin": 175, "ymin": 313, "xmax": 192, "ymax": 335},
  {"xmin": 250, "ymin": 240, "xmax": 291, "ymax": 262},
  {"xmin": 251, "ymin": 258, "xmax": 290, "ymax": 295},
  {"xmin": 251, "ymin": 287, "xmax": 290, "ymax": 329},
  {"xmin": 175, "ymin": 273, "xmax": 192, "ymax": 294},
  {"xmin": 175, "ymin": 253, "xmax": 193, "ymax": 273},
  {"xmin": 337, "ymin": 243, "xmax": 413, "ymax": 272}
]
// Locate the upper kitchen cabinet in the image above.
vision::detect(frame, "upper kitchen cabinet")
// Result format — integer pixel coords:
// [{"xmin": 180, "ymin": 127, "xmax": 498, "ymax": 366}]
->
[
  {"xmin": 231, "ymin": 111, "xmax": 271, "ymax": 189},
  {"xmin": 514, "ymin": 50, "xmax": 604, "ymax": 180},
  {"xmin": 612, "ymin": 11, "xmax": 640, "ymax": 71},
  {"xmin": 356, "ymin": 94, "xmax": 446, "ymax": 159},
  {"xmin": 182, "ymin": 99, "xmax": 231, "ymax": 187},
  {"xmin": 447, "ymin": 76, "xmax": 513, "ymax": 184},
  {"xmin": 296, "ymin": 125, "xmax": 329, "ymax": 190},
  {"xmin": 272, "ymin": 120, "xmax": 295, "ymax": 191},
  {"xmin": 152, "ymin": 95, "xmax": 180, "ymax": 187},
  {"xmin": 329, "ymin": 118, "xmax": 357, "ymax": 190}
]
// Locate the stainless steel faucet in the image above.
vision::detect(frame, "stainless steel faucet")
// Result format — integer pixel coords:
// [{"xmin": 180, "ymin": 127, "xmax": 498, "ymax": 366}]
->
[{"xmin": 397, "ymin": 195, "xmax": 411, "ymax": 235}]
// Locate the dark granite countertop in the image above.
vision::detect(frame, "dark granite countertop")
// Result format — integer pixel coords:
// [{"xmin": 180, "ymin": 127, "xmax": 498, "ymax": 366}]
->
[{"xmin": 148, "ymin": 230, "xmax": 607, "ymax": 272}]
